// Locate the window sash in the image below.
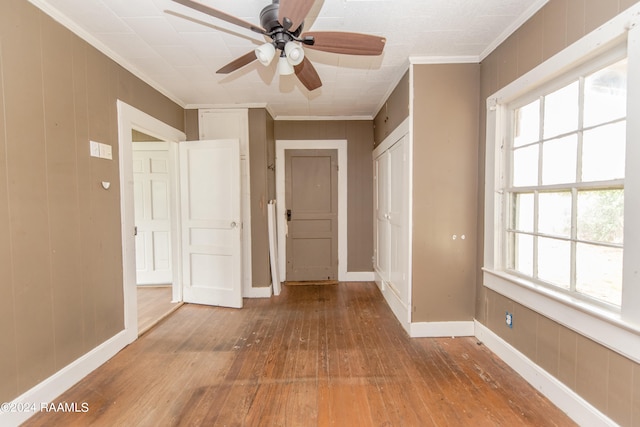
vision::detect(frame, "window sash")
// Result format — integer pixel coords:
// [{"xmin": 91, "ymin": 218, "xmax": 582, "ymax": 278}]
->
[{"xmin": 483, "ymin": 3, "xmax": 640, "ymax": 362}]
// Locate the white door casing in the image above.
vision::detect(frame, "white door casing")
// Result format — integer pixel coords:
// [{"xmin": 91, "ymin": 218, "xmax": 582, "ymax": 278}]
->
[
  {"xmin": 179, "ymin": 139, "xmax": 243, "ymax": 308},
  {"xmin": 118, "ymin": 101, "xmax": 184, "ymax": 342},
  {"xmin": 133, "ymin": 142, "xmax": 172, "ymax": 285},
  {"xmin": 276, "ymin": 140, "xmax": 348, "ymax": 282}
]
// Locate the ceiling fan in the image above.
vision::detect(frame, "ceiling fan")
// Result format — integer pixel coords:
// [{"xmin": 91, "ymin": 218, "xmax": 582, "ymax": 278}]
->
[{"xmin": 171, "ymin": 0, "xmax": 387, "ymax": 91}]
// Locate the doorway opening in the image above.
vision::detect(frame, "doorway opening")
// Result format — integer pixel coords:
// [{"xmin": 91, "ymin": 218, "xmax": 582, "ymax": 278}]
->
[
  {"xmin": 131, "ymin": 131, "xmax": 181, "ymax": 335},
  {"xmin": 117, "ymin": 101, "xmax": 185, "ymax": 342}
]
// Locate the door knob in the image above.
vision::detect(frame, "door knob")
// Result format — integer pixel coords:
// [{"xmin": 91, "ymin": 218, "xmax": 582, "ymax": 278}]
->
[
  {"xmin": 230, "ymin": 221, "xmax": 237, "ymax": 228},
  {"xmin": 286, "ymin": 209, "xmax": 292, "ymax": 221}
]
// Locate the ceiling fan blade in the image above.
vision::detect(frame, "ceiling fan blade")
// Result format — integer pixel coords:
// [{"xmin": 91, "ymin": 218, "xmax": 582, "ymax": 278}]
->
[
  {"xmin": 294, "ymin": 57, "xmax": 322, "ymax": 91},
  {"xmin": 172, "ymin": 0, "xmax": 265, "ymax": 35},
  {"xmin": 302, "ymin": 31, "xmax": 386, "ymax": 55},
  {"xmin": 278, "ymin": 0, "xmax": 315, "ymax": 32},
  {"xmin": 216, "ymin": 51, "xmax": 257, "ymax": 74}
]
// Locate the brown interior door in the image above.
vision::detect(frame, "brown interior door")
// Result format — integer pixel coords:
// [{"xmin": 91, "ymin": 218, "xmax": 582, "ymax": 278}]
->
[{"xmin": 285, "ymin": 149, "xmax": 338, "ymax": 281}]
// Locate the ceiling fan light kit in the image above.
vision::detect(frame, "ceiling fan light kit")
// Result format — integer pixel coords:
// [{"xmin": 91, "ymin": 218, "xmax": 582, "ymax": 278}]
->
[
  {"xmin": 277, "ymin": 55, "xmax": 295, "ymax": 75},
  {"xmin": 255, "ymin": 43, "xmax": 276, "ymax": 66},
  {"xmin": 283, "ymin": 42, "xmax": 304, "ymax": 66},
  {"xmin": 171, "ymin": 0, "xmax": 386, "ymax": 91}
]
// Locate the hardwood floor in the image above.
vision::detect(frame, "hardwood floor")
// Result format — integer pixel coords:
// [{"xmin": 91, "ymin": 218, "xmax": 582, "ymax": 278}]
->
[
  {"xmin": 137, "ymin": 286, "xmax": 182, "ymax": 336},
  {"xmin": 24, "ymin": 282, "xmax": 575, "ymax": 426}
]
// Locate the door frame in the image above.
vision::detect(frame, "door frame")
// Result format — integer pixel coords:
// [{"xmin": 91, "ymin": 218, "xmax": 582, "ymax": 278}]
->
[
  {"xmin": 276, "ymin": 140, "xmax": 347, "ymax": 282},
  {"xmin": 117, "ymin": 100, "xmax": 185, "ymax": 343}
]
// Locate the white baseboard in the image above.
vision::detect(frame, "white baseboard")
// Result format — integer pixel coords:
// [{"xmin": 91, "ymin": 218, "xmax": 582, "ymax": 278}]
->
[
  {"xmin": 474, "ymin": 321, "xmax": 617, "ymax": 427},
  {"xmin": 344, "ymin": 271, "xmax": 375, "ymax": 282},
  {"xmin": 246, "ymin": 285, "xmax": 273, "ymax": 298},
  {"xmin": 0, "ymin": 330, "xmax": 129, "ymax": 427},
  {"xmin": 410, "ymin": 321, "xmax": 475, "ymax": 338}
]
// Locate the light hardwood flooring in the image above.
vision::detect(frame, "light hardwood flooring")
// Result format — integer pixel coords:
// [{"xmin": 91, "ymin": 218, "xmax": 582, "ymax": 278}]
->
[
  {"xmin": 24, "ymin": 282, "xmax": 575, "ymax": 426},
  {"xmin": 137, "ymin": 285, "xmax": 182, "ymax": 336}
]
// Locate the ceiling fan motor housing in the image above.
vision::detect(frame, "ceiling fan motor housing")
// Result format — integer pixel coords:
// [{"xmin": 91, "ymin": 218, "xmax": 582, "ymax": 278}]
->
[{"xmin": 260, "ymin": 0, "xmax": 304, "ymax": 50}]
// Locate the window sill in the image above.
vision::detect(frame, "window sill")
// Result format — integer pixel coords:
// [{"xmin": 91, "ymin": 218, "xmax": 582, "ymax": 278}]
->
[{"xmin": 482, "ymin": 268, "xmax": 640, "ymax": 363}]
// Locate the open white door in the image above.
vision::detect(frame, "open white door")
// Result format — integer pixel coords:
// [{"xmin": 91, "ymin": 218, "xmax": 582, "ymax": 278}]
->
[{"xmin": 180, "ymin": 139, "xmax": 242, "ymax": 308}]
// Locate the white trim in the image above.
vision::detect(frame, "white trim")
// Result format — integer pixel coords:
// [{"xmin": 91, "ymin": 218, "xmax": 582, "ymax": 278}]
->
[
  {"xmin": 275, "ymin": 140, "xmax": 348, "ymax": 281},
  {"xmin": 474, "ymin": 321, "xmax": 618, "ymax": 427},
  {"xmin": 345, "ymin": 271, "xmax": 375, "ymax": 282},
  {"xmin": 484, "ymin": 269, "xmax": 640, "ymax": 363},
  {"xmin": 479, "ymin": 0, "xmax": 550, "ymax": 61},
  {"xmin": 117, "ymin": 101, "xmax": 186, "ymax": 341},
  {"xmin": 410, "ymin": 321, "xmax": 475, "ymax": 338},
  {"xmin": 622, "ymin": 16, "xmax": 640, "ymax": 326},
  {"xmin": 374, "ymin": 274, "xmax": 410, "ymax": 335},
  {"xmin": 27, "ymin": 0, "xmax": 185, "ymax": 109},
  {"xmin": 409, "ymin": 55, "xmax": 479, "ymax": 64},
  {"xmin": 186, "ymin": 103, "xmax": 268, "ymax": 110},
  {"xmin": 272, "ymin": 115, "xmax": 374, "ymax": 121},
  {"xmin": 0, "ymin": 331, "xmax": 129, "ymax": 427},
  {"xmin": 244, "ymin": 286, "xmax": 273, "ymax": 298}
]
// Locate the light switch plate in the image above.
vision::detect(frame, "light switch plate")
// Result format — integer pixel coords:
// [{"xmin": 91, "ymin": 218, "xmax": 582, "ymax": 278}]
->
[
  {"xmin": 100, "ymin": 144, "xmax": 112, "ymax": 160},
  {"xmin": 90, "ymin": 140, "xmax": 101, "ymax": 158}
]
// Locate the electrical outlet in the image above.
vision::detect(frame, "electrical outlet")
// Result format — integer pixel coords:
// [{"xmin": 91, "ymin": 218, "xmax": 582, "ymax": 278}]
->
[{"xmin": 505, "ymin": 311, "xmax": 513, "ymax": 329}]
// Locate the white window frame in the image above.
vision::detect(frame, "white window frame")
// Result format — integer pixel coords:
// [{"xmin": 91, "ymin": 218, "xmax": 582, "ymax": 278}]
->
[{"xmin": 483, "ymin": 5, "xmax": 640, "ymax": 363}]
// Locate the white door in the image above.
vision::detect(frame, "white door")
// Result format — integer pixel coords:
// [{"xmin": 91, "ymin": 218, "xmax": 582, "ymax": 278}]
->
[
  {"xmin": 388, "ymin": 137, "xmax": 408, "ymax": 302},
  {"xmin": 133, "ymin": 142, "xmax": 172, "ymax": 285},
  {"xmin": 374, "ymin": 150, "xmax": 390, "ymax": 282},
  {"xmin": 180, "ymin": 139, "xmax": 243, "ymax": 308}
]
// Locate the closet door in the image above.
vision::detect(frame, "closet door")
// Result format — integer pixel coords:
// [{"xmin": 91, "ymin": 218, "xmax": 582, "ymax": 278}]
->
[
  {"xmin": 374, "ymin": 150, "xmax": 390, "ymax": 282},
  {"xmin": 387, "ymin": 136, "xmax": 408, "ymax": 302}
]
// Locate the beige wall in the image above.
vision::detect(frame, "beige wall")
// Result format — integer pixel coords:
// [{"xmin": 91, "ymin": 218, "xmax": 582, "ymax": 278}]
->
[
  {"xmin": 0, "ymin": 0, "xmax": 184, "ymax": 403},
  {"xmin": 477, "ymin": 0, "xmax": 640, "ymax": 424},
  {"xmin": 274, "ymin": 120, "xmax": 374, "ymax": 272},
  {"xmin": 411, "ymin": 64, "xmax": 480, "ymax": 322},
  {"xmin": 373, "ymin": 71, "xmax": 409, "ymax": 147},
  {"xmin": 248, "ymin": 109, "xmax": 276, "ymax": 288}
]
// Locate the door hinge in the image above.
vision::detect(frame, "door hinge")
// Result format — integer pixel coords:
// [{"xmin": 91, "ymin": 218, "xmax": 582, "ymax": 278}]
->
[{"xmin": 134, "ymin": 226, "xmax": 138, "ymax": 236}]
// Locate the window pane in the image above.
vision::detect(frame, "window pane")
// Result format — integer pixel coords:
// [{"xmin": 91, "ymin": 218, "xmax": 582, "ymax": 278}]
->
[
  {"xmin": 538, "ymin": 192, "xmax": 571, "ymax": 237},
  {"xmin": 537, "ymin": 237, "xmax": 570, "ymax": 289},
  {"xmin": 513, "ymin": 145, "xmax": 539, "ymax": 187},
  {"xmin": 584, "ymin": 58, "xmax": 627, "ymax": 128},
  {"xmin": 576, "ymin": 243, "xmax": 622, "ymax": 306},
  {"xmin": 514, "ymin": 100, "xmax": 540, "ymax": 147},
  {"xmin": 543, "ymin": 81, "xmax": 579, "ymax": 139},
  {"xmin": 582, "ymin": 121, "xmax": 626, "ymax": 182},
  {"xmin": 577, "ymin": 189, "xmax": 624, "ymax": 244},
  {"xmin": 513, "ymin": 232, "xmax": 533, "ymax": 276},
  {"xmin": 512, "ymin": 193, "xmax": 534, "ymax": 232},
  {"xmin": 542, "ymin": 135, "xmax": 577, "ymax": 185}
]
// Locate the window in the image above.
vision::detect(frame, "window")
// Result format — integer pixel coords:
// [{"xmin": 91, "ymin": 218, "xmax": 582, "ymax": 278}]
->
[
  {"xmin": 483, "ymin": 4, "xmax": 640, "ymax": 363},
  {"xmin": 506, "ymin": 57, "xmax": 627, "ymax": 308}
]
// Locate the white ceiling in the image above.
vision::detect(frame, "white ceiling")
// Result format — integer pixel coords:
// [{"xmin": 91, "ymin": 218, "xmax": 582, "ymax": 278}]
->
[{"xmin": 30, "ymin": 0, "xmax": 547, "ymax": 119}]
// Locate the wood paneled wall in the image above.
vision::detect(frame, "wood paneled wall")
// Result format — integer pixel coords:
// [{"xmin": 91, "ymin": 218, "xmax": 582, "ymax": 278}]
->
[
  {"xmin": 0, "ymin": 0, "xmax": 184, "ymax": 403},
  {"xmin": 373, "ymin": 71, "xmax": 409, "ymax": 147},
  {"xmin": 477, "ymin": 1, "xmax": 640, "ymax": 425},
  {"xmin": 274, "ymin": 120, "xmax": 374, "ymax": 272},
  {"xmin": 248, "ymin": 109, "xmax": 275, "ymax": 288},
  {"xmin": 412, "ymin": 63, "xmax": 480, "ymax": 323}
]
